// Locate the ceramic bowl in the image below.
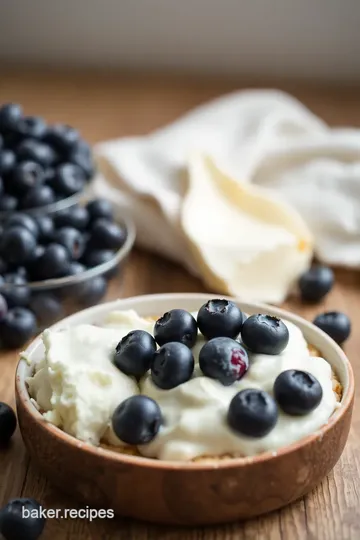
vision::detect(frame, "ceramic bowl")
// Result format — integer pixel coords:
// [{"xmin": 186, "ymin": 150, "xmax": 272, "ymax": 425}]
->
[{"xmin": 15, "ymin": 293, "xmax": 354, "ymax": 525}]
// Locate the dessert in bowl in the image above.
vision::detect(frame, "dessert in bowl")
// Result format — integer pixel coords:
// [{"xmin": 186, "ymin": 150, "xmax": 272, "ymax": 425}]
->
[{"xmin": 16, "ymin": 294, "xmax": 354, "ymax": 525}]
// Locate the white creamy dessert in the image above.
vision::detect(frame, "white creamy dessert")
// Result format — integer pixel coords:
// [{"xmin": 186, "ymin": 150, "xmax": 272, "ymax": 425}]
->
[{"xmin": 26, "ymin": 308, "xmax": 340, "ymax": 461}]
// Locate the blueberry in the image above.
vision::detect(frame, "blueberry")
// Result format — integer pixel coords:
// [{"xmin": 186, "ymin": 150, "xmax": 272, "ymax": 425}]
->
[
  {"xmin": 299, "ymin": 266, "xmax": 334, "ymax": 303},
  {"xmin": 0, "ymin": 103, "xmax": 23, "ymax": 132},
  {"xmin": 48, "ymin": 163, "xmax": 86, "ymax": 196},
  {"xmin": 14, "ymin": 266, "xmax": 28, "ymax": 280},
  {"xmin": 0, "ymin": 293, "xmax": 7, "ymax": 321},
  {"xmin": 0, "ymin": 307, "xmax": 37, "ymax": 348},
  {"xmin": 0, "ymin": 258, "xmax": 7, "ymax": 274},
  {"xmin": 274, "ymin": 370, "xmax": 323, "ymax": 416},
  {"xmin": 0, "ymin": 194, "xmax": 17, "ymax": 212},
  {"xmin": 197, "ymin": 299, "xmax": 244, "ymax": 340},
  {"xmin": 11, "ymin": 161, "xmax": 44, "ymax": 195},
  {"xmin": 4, "ymin": 213, "xmax": 39, "ymax": 239},
  {"xmin": 154, "ymin": 309, "xmax": 197, "ymax": 348},
  {"xmin": 1, "ymin": 274, "xmax": 30, "ymax": 308},
  {"xmin": 68, "ymin": 141, "xmax": 95, "ymax": 179},
  {"xmin": 114, "ymin": 330, "xmax": 157, "ymax": 378},
  {"xmin": 0, "ymin": 402, "xmax": 17, "ymax": 445},
  {"xmin": 66, "ymin": 261, "xmax": 86, "ymax": 276},
  {"xmin": 241, "ymin": 314, "xmax": 289, "ymax": 355},
  {"xmin": 34, "ymin": 215, "xmax": 54, "ymax": 243},
  {"xmin": 0, "ymin": 149, "xmax": 16, "ymax": 174},
  {"xmin": 0, "ymin": 176, "xmax": 3, "ymax": 196},
  {"xmin": 89, "ymin": 219, "xmax": 126, "ymax": 251},
  {"xmin": 75, "ymin": 276, "xmax": 107, "ymax": 306},
  {"xmin": 17, "ymin": 139, "xmax": 57, "ymax": 167},
  {"xmin": 227, "ymin": 389, "xmax": 278, "ymax": 438},
  {"xmin": 112, "ymin": 395, "xmax": 162, "ymax": 445},
  {"xmin": 82, "ymin": 248, "xmax": 114, "ymax": 268},
  {"xmin": 87, "ymin": 198, "xmax": 114, "ymax": 222},
  {"xmin": 199, "ymin": 337, "xmax": 249, "ymax": 386},
  {"xmin": 44, "ymin": 123, "xmax": 79, "ymax": 152},
  {"xmin": 29, "ymin": 293, "xmax": 63, "ymax": 326},
  {"xmin": 53, "ymin": 205, "xmax": 89, "ymax": 230},
  {"xmin": 34, "ymin": 243, "xmax": 70, "ymax": 279},
  {"xmin": 1, "ymin": 226, "xmax": 37, "ymax": 265},
  {"xmin": 0, "ymin": 498, "xmax": 46, "ymax": 540},
  {"xmin": 151, "ymin": 342, "xmax": 194, "ymax": 389},
  {"xmin": 20, "ymin": 185, "xmax": 55, "ymax": 209},
  {"xmin": 14, "ymin": 116, "xmax": 47, "ymax": 139},
  {"xmin": 52, "ymin": 227, "xmax": 85, "ymax": 260},
  {"xmin": 313, "ymin": 311, "xmax": 351, "ymax": 345},
  {"xmin": 25, "ymin": 245, "xmax": 45, "ymax": 281}
]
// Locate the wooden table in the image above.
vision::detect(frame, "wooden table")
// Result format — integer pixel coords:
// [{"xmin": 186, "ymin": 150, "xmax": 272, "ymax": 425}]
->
[{"xmin": 0, "ymin": 68, "xmax": 359, "ymax": 539}]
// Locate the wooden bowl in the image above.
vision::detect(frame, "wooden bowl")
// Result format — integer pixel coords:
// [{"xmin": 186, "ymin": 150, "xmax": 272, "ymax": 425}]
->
[{"xmin": 15, "ymin": 293, "xmax": 354, "ymax": 525}]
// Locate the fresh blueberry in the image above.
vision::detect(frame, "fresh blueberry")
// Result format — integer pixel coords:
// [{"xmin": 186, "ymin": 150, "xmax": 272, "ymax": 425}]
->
[
  {"xmin": 197, "ymin": 299, "xmax": 244, "ymax": 340},
  {"xmin": 0, "ymin": 103, "xmax": 23, "ymax": 132},
  {"xmin": 313, "ymin": 311, "xmax": 351, "ymax": 345},
  {"xmin": 299, "ymin": 266, "xmax": 334, "ymax": 303},
  {"xmin": 44, "ymin": 123, "xmax": 79, "ymax": 152},
  {"xmin": 0, "ymin": 293, "xmax": 7, "ymax": 321},
  {"xmin": 151, "ymin": 342, "xmax": 194, "ymax": 390},
  {"xmin": 68, "ymin": 141, "xmax": 95, "ymax": 179},
  {"xmin": 154, "ymin": 309, "xmax": 197, "ymax": 348},
  {"xmin": 34, "ymin": 215, "xmax": 54, "ymax": 243},
  {"xmin": 227, "ymin": 389, "xmax": 278, "ymax": 437},
  {"xmin": 0, "ymin": 498, "xmax": 46, "ymax": 540},
  {"xmin": 112, "ymin": 395, "xmax": 162, "ymax": 445},
  {"xmin": 66, "ymin": 261, "xmax": 86, "ymax": 276},
  {"xmin": 52, "ymin": 227, "xmax": 85, "ymax": 260},
  {"xmin": 82, "ymin": 248, "xmax": 115, "ymax": 268},
  {"xmin": 87, "ymin": 198, "xmax": 114, "ymax": 222},
  {"xmin": 4, "ymin": 213, "xmax": 39, "ymax": 239},
  {"xmin": 14, "ymin": 266, "xmax": 28, "ymax": 280},
  {"xmin": 114, "ymin": 330, "xmax": 157, "ymax": 378},
  {"xmin": 0, "ymin": 307, "xmax": 37, "ymax": 348},
  {"xmin": 34, "ymin": 243, "xmax": 70, "ymax": 280},
  {"xmin": 0, "ymin": 149, "xmax": 16, "ymax": 174},
  {"xmin": 89, "ymin": 219, "xmax": 126, "ymax": 251},
  {"xmin": 11, "ymin": 161, "xmax": 44, "ymax": 195},
  {"xmin": 1, "ymin": 226, "xmax": 37, "ymax": 265},
  {"xmin": 1, "ymin": 274, "xmax": 30, "ymax": 308},
  {"xmin": 53, "ymin": 205, "xmax": 89, "ymax": 230},
  {"xmin": 241, "ymin": 314, "xmax": 289, "ymax": 355},
  {"xmin": 14, "ymin": 115, "xmax": 47, "ymax": 139},
  {"xmin": 20, "ymin": 185, "xmax": 55, "ymax": 209},
  {"xmin": 48, "ymin": 163, "xmax": 86, "ymax": 196},
  {"xmin": 274, "ymin": 370, "xmax": 323, "ymax": 416},
  {"xmin": 25, "ymin": 245, "xmax": 45, "ymax": 281},
  {"xmin": 0, "ymin": 258, "xmax": 7, "ymax": 275},
  {"xmin": 17, "ymin": 138, "xmax": 57, "ymax": 167},
  {"xmin": 29, "ymin": 293, "xmax": 63, "ymax": 326},
  {"xmin": 75, "ymin": 276, "xmax": 108, "ymax": 306},
  {"xmin": 0, "ymin": 402, "xmax": 17, "ymax": 445},
  {"xmin": 199, "ymin": 337, "xmax": 249, "ymax": 386},
  {"xmin": 0, "ymin": 194, "xmax": 17, "ymax": 212}
]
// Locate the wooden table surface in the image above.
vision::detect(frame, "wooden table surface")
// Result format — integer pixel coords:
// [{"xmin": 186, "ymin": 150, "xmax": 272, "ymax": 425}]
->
[{"xmin": 0, "ymin": 68, "xmax": 359, "ymax": 539}]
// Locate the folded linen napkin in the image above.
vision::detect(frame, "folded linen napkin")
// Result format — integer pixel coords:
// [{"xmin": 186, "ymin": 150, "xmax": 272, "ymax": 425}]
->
[{"xmin": 92, "ymin": 89, "xmax": 360, "ymax": 302}]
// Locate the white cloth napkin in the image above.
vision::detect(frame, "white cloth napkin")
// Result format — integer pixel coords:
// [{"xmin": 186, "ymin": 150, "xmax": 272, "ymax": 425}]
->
[{"xmin": 94, "ymin": 89, "xmax": 360, "ymax": 271}]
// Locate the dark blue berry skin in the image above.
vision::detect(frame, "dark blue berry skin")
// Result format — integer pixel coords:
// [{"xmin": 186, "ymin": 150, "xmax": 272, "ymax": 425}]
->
[
  {"xmin": 68, "ymin": 141, "xmax": 95, "ymax": 179},
  {"xmin": 197, "ymin": 299, "xmax": 244, "ymax": 340},
  {"xmin": 274, "ymin": 370, "xmax": 323, "ymax": 416},
  {"xmin": 299, "ymin": 266, "xmax": 334, "ymax": 303},
  {"xmin": 1, "ymin": 226, "xmax": 37, "ymax": 265},
  {"xmin": 1, "ymin": 274, "xmax": 30, "ymax": 308},
  {"xmin": 66, "ymin": 261, "xmax": 86, "ymax": 276},
  {"xmin": 29, "ymin": 293, "xmax": 63, "ymax": 326},
  {"xmin": 0, "ymin": 293, "xmax": 7, "ymax": 321},
  {"xmin": 48, "ymin": 163, "xmax": 86, "ymax": 196},
  {"xmin": 44, "ymin": 123, "xmax": 79, "ymax": 152},
  {"xmin": 17, "ymin": 139, "xmax": 57, "ymax": 168},
  {"xmin": 89, "ymin": 219, "xmax": 127, "ymax": 250},
  {"xmin": 0, "ymin": 307, "xmax": 37, "ymax": 348},
  {"xmin": 227, "ymin": 389, "xmax": 278, "ymax": 438},
  {"xmin": 0, "ymin": 176, "xmax": 3, "ymax": 196},
  {"xmin": 241, "ymin": 314, "xmax": 289, "ymax": 355},
  {"xmin": 0, "ymin": 103, "xmax": 23, "ymax": 133},
  {"xmin": 313, "ymin": 311, "xmax": 351, "ymax": 345},
  {"xmin": 11, "ymin": 161, "xmax": 44, "ymax": 196},
  {"xmin": 14, "ymin": 115, "xmax": 47, "ymax": 139},
  {"xmin": 87, "ymin": 198, "xmax": 114, "ymax": 222},
  {"xmin": 53, "ymin": 205, "xmax": 89, "ymax": 231},
  {"xmin": 154, "ymin": 309, "xmax": 198, "ymax": 348},
  {"xmin": 52, "ymin": 227, "xmax": 85, "ymax": 260},
  {"xmin": 0, "ymin": 498, "xmax": 46, "ymax": 540},
  {"xmin": 25, "ymin": 245, "xmax": 45, "ymax": 281},
  {"xmin": 0, "ymin": 149, "xmax": 16, "ymax": 175},
  {"xmin": 0, "ymin": 194, "xmax": 17, "ymax": 212},
  {"xmin": 82, "ymin": 248, "xmax": 114, "ymax": 268},
  {"xmin": 0, "ymin": 402, "xmax": 17, "ymax": 445},
  {"xmin": 115, "ymin": 330, "xmax": 157, "ymax": 378},
  {"xmin": 5, "ymin": 213, "xmax": 39, "ymax": 239},
  {"xmin": 34, "ymin": 243, "xmax": 70, "ymax": 280},
  {"xmin": 151, "ymin": 342, "xmax": 194, "ymax": 390},
  {"xmin": 112, "ymin": 395, "xmax": 162, "ymax": 445},
  {"xmin": 75, "ymin": 276, "xmax": 108, "ymax": 307},
  {"xmin": 199, "ymin": 337, "xmax": 249, "ymax": 386},
  {"xmin": 20, "ymin": 185, "xmax": 55, "ymax": 209},
  {"xmin": 34, "ymin": 215, "xmax": 54, "ymax": 243}
]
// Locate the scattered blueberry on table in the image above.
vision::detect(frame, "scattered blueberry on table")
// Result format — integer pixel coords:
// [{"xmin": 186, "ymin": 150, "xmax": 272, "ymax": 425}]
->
[
  {"xmin": 313, "ymin": 311, "xmax": 351, "ymax": 345},
  {"xmin": 0, "ymin": 497, "xmax": 45, "ymax": 540},
  {"xmin": 299, "ymin": 265, "xmax": 334, "ymax": 303},
  {"xmin": 0, "ymin": 402, "xmax": 17, "ymax": 445}
]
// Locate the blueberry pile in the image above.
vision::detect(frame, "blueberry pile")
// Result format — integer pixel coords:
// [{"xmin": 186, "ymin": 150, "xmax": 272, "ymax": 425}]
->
[
  {"xmin": 111, "ymin": 299, "xmax": 324, "ymax": 445},
  {"xmin": 0, "ymin": 200, "xmax": 127, "ymax": 349},
  {"xmin": 0, "ymin": 103, "xmax": 95, "ymax": 212}
]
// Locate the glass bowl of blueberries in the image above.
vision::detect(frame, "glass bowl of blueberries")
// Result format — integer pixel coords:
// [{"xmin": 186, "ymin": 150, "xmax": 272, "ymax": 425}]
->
[{"xmin": 0, "ymin": 198, "xmax": 136, "ymax": 350}]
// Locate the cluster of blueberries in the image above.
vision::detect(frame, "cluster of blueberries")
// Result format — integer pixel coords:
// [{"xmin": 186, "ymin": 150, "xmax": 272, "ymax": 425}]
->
[
  {"xmin": 111, "ymin": 299, "xmax": 325, "ymax": 446},
  {"xmin": 0, "ymin": 200, "xmax": 127, "ymax": 349},
  {"xmin": 0, "ymin": 103, "xmax": 94, "ymax": 212}
]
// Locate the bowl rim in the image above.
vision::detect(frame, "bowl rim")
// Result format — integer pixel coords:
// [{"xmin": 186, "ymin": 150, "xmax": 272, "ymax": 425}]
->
[{"xmin": 16, "ymin": 292, "xmax": 355, "ymax": 471}]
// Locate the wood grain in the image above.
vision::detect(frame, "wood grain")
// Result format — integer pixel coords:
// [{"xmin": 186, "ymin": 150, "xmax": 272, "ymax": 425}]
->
[{"xmin": 0, "ymin": 67, "xmax": 359, "ymax": 539}]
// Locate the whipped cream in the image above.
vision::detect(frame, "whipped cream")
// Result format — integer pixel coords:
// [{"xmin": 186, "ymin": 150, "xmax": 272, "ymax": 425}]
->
[
  {"xmin": 181, "ymin": 154, "xmax": 313, "ymax": 304},
  {"xmin": 27, "ymin": 310, "xmax": 339, "ymax": 461}
]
